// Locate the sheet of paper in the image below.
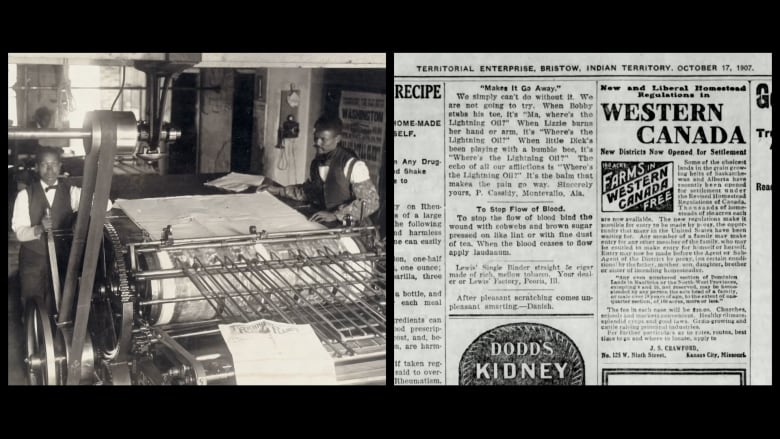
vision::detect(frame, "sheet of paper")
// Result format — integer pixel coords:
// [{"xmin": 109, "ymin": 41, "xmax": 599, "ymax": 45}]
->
[
  {"xmin": 218, "ymin": 319, "xmax": 337, "ymax": 385},
  {"xmin": 204, "ymin": 172, "xmax": 265, "ymax": 192},
  {"xmin": 114, "ymin": 193, "xmax": 323, "ymax": 239}
]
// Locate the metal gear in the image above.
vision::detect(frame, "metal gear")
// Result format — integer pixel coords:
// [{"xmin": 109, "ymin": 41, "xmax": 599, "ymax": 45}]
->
[
  {"xmin": 90, "ymin": 223, "xmax": 134, "ymax": 363},
  {"xmin": 103, "ymin": 223, "xmax": 132, "ymax": 303}
]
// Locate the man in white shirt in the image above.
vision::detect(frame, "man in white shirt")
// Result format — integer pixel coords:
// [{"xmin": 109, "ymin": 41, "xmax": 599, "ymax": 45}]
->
[
  {"xmin": 261, "ymin": 116, "xmax": 380, "ymax": 226},
  {"xmin": 12, "ymin": 146, "xmax": 112, "ymax": 313}
]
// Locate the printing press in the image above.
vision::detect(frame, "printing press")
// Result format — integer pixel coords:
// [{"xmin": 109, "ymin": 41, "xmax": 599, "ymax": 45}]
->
[{"xmin": 9, "ymin": 110, "xmax": 386, "ymax": 385}]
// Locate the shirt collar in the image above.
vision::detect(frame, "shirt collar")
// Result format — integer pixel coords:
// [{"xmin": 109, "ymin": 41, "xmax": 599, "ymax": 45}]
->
[
  {"xmin": 40, "ymin": 179, "xmax": 59, "ymax": 191},
  {"xmin": 314, "ymin": 149, "xmax": 337, "ymax": 166}
]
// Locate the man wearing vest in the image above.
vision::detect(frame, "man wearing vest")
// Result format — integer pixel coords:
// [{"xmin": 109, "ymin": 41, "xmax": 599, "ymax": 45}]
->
[
  {"xmin": 11, "ymin": 146, "xmax": 112, "ymax": 317},
  {"xmin": 261, "ymin": 116, "xmax": 380, "ymax": 226}
]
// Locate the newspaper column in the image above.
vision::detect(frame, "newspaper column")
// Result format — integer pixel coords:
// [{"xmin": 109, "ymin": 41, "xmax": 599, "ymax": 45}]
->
[
  {"xmin": 394, "ymin": 82, "xmax": 446, "ymax": 384},
  {"xmin": 440, "ymin": 80, "xmax": 598, "ymax": 385},
  {"xmin": 749, "ymin": 79, "xmax": 772, "ymax": 385},
  {"xmin": 597, "ymin": 81, "xmax": 753, "ymax": 385}
]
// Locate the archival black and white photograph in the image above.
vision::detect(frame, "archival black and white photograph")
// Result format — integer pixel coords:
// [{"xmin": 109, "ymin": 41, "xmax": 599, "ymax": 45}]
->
[{"xmin": 8, "ymin": 53, "xmax": 387, "ymax": 385}]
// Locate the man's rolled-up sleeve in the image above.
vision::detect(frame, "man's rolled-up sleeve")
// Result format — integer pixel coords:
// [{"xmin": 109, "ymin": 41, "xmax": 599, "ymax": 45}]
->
[
  {"xmin": 11, "ymin": 190, "xmax": 38, "ymax": 242},
  {"xmin": 334, "ymin": 180, "xmax": 380, "ymax": 222}
]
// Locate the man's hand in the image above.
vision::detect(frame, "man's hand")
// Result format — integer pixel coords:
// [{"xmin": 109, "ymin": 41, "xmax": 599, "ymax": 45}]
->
[
  {"xmin": 41, "ymin": 216, "xmax": 53, "ymax": 232},
  {"xmin": 33, "ymin": 225, "xmax": 45, "ymax": 238},
  {"xmin": 257, "ymin": 184, "xmax": 282, "ymax": 195},
  {"xmin": 310, "ymin": 211, "xmax": 337, "ymax": 223}
]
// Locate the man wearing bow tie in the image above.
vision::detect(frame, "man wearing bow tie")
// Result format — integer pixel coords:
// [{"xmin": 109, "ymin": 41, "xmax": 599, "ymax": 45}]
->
[
  {"xmin": 11, "ymin": 146, "xmax": 112, "ymax": 314},
  {"xmin": 258, "ymin": 116, "xmax": 380, "ymax": 226}
]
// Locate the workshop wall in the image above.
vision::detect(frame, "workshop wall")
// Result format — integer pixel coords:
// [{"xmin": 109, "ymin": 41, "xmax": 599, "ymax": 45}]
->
[
  {"xmin": 250, "ymin": 68, "xmax": 268, "ymax": 175},
  {"xmin": 306, "ymin": 69, "xmax": 326, "ymax": 179},
  {"xmin": 262, "ymin": 68, "xmax": 317, "ymax": 186},
  {"xmin": 199, "ymin": 69, "xmax": 234, "ymax": 173}
]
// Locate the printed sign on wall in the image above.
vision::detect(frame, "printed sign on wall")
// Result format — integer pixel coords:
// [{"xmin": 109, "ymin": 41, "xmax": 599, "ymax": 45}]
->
[{"xmin": 339, "ymin": 91, "xmax": 386, "ymax": 186}]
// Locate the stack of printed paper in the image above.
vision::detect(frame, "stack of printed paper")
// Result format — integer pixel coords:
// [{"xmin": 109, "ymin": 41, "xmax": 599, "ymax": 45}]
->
[{"xmin": 204, "ymin": 172, "xmax": 265, "ymax": 192}]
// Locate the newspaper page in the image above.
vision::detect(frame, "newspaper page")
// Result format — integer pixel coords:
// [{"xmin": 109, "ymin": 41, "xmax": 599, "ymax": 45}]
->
[
  {"xmin": 218, "ymin": 319, "xmax": 337, "ymax": 385},
  {"xmin": 393, "ymin": 53, "xmax": 771, "ymax": 385}
]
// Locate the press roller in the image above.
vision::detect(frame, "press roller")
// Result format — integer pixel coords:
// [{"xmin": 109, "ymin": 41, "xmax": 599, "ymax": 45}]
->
[
  {"xmin": 86, "ymin": 208, "xmax": 386, "ymax": 385},
  {"xmin": 141, "ymin": 236, "xmax": 370, "ymax": 326}
]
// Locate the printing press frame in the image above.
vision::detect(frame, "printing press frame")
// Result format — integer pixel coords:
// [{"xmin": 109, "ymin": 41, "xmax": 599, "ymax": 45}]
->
[
  {"xmin": 93, "ymin": 217, "xmax": 387, "ymax": 385},
  {"xmin": 11, "ymin": 111, "xmax": 386, "ymax": 385}
]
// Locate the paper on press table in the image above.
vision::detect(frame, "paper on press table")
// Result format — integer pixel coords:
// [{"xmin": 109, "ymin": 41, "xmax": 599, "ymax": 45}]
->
[
  {"xmin": 218, "ymin": 319, "xmax": 337, "ymax": 385},
  {"xmin": 204, "ymin": 172, "xmax": 265, "ymax": 192},
  {"xmin": 113, "ymin": 193, "xmax": 323, "ymax": 238}
]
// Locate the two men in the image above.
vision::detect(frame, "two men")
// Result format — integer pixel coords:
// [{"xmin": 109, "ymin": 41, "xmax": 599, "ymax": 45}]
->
[{"xmin": 263, "ymin": 116, "xmax": 380, "ymax": 226}]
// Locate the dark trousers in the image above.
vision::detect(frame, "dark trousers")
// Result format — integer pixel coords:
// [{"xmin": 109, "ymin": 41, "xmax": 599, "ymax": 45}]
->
[{"xmin": 18, "ymin": 246, "xmax": 53, "ymax": 314}]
